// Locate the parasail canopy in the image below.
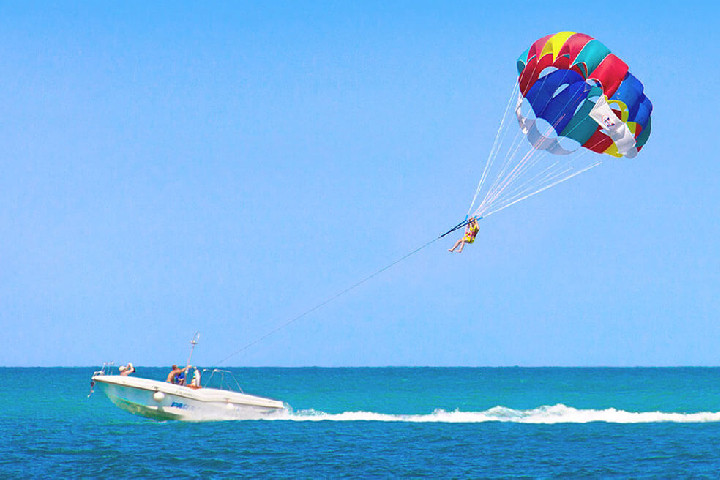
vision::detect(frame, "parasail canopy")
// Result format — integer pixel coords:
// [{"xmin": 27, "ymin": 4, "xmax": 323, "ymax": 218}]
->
[
  {"xmin": 516, "ymin": 32, "xmax": 651, "ymax": 159},
  {"xmin": 467, "ymin": 31, "xmax": 652, "ymax": 220}
]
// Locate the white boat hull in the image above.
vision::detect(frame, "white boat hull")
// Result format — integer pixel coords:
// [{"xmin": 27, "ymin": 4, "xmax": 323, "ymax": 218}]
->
[{"xmin": 92, "ymin": 375, "xmax": 286, "ymax": 421}]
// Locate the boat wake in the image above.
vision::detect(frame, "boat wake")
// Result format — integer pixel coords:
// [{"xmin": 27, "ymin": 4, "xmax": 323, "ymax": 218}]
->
[{"xmin": 264, "ymin": 404, "xmax": 720, "ymax": 424}]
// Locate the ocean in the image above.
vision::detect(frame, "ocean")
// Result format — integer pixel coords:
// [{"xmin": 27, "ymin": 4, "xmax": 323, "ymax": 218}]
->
[{"xmin": 3, "ymin": 367, "xmax": 720, "ymax": 478}]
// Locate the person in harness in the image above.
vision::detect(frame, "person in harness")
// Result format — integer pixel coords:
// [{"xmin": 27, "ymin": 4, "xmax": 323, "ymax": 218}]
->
[{"xmin": 449, "ymin": 217, "xmax": 479, "ymax": 253}]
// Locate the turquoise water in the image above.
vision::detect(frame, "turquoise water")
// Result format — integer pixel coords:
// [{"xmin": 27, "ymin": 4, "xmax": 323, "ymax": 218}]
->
[{"xmin": 3, "ymin": 367, "xmax": 720, "ymax": 478}]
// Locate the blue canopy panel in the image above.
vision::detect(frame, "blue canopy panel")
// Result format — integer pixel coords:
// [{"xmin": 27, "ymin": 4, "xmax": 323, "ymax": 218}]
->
[
  {"xmin": 609, "ymin": 72, "xmax": 651, "ymax": 129},
  {"xmin": 524, "ymin": 69, "xmax": 592, "ymax": 135},
  {"xmin": 634, "ymin": 96, "xmax": 653, "ymax": 131}
]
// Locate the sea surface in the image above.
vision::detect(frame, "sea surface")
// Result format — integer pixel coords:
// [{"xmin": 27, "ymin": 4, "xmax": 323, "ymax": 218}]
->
[{"xmin": 3, "ymin": 367, "xmax": 720, "ymax": 478}]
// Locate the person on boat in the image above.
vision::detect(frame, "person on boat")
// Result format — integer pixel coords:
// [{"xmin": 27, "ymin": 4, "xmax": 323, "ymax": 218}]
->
[
  {"xmin": 167, "ymin": 364, "xmax": 190, "ymax": 384},
  {"xmin": 449, "ymin": 217, "xmax": 479, "ymax": 253},
  {"xmin": 189, "ymin": 367, "xmax": 202, "ymax": 389},
  {"xmin": 119, "ymin": 363, "xmax": 135, "ymax": 376}
]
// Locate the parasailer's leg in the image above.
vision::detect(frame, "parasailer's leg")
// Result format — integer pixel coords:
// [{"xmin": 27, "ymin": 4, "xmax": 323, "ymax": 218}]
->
[{"xmin": 449, "ymin": 238, "xmax": 465, "ymax": 253}]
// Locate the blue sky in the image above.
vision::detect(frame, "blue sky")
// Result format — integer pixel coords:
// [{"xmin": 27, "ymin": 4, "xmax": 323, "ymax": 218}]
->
[{"xmin": 1, "ymin": 1, "xmax": 718, "ymax": 366}]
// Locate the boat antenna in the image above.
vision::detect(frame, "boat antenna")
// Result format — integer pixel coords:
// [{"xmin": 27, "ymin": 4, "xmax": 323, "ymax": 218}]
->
[{"xmin": 186, "ymin": 331, "xmax": 200, "ymax": 367}]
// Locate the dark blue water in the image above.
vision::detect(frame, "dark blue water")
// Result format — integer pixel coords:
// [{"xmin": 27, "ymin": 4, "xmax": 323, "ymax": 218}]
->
[{"xmin": 3, "ymin": 367, "xmax": 720, "ymax": 478}]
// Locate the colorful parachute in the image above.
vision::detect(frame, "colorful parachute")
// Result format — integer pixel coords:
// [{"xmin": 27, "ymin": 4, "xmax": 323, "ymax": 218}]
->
[
  {"xmin": 516, "ymin": 32, "xmax": 652, "ymax": 158},
  {"xmin": 466, "ymin": 32, "xmax": 652, "ymax": 219}
]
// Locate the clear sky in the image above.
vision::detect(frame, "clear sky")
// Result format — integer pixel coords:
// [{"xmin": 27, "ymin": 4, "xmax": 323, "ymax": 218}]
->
[{"xmin": 1, "ymin": 1, "xmax": 718, "ymax": 367}]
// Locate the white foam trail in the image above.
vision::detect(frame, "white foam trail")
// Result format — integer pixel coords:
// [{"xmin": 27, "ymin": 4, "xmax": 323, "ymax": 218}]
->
[{"xmin": 260, "ymin": 404, "xmax": 720, "ymax": 424}]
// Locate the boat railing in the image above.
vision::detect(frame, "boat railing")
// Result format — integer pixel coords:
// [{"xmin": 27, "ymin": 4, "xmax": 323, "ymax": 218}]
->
[
  {"xmin": 201, "ymin": 368, "xmax": 245, "ymax": 394},
  {"xmin": 93, "ymin": 361, "xmax": 116, "ymax": 376},
  {"xmin": 89, "ymin": 362, "xmax": 116, "ymax": 398}
]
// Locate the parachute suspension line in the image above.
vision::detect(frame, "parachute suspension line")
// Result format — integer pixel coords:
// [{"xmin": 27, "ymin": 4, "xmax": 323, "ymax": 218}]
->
[
  {"xmin": 485, "ymin": 160, "xmax": 601, "ymax": 217},
  {"xmin": 477, "ymin": 110, "xmax": 568, "ymax": 215},
  {"xmin": 476, "ymin": 74, "xmax": 569, "ymax": 215},
  {"xmin": 503, "ymin": 144, "xmax": 602, "ymax": 213},
  {"xmin": 500, "ymin": 159, "xmax": 563, "ymax": 202},
  {"xmin": 497, "ymin": 117, "xmax": 603, "ymax": 211},
  {"xmin": 474, "ymin": 58, "xmax": 561, "ymax": 215},
  {"xmin": 483, "ymin": 110, "xmax": 572, "ymax": 208},
  {"xmin": 481, "ymin": 120, "xmax": 527, "ymax": 205},
  {"xmin": 470, "ymin": 69, "xmax": 602, "ymax": 219},
  {"xmin": 466, "ymin": 82, "xmax": 520, "ymax": 217},
  {"xmin": 472, "ymin": 82, "xmax": 520, "ymax": 212},
  {"xmin": 497, "ymin": 164, "xmax": 570, "ymax": 211},
  {"xmin": 489, "ymin": 78, "xmax": 617, "ymax": 213},
  {"xmin": 480, "ymin": 142, "xmax": 599, "ymax": 218},
  {"xmin": 214, "ymin": 225, "xmax": 464, "ymax": 366},
  {"xmin": 473, "ymin": 126, "xmax": 527, "ymax": 217},
  {"xmin": 497, "ymin": 79, "xmax": 611, "ymax": 208}
]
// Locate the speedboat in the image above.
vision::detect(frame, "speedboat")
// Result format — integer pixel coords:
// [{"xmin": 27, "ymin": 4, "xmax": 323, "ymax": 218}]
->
[
  {"xmin": 89, "ymin": 334, "xmax": 287, "ymax": 421},
  {"xmin": 90, "ymin": 367, "xmax": 286, "ymax": 421}
]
